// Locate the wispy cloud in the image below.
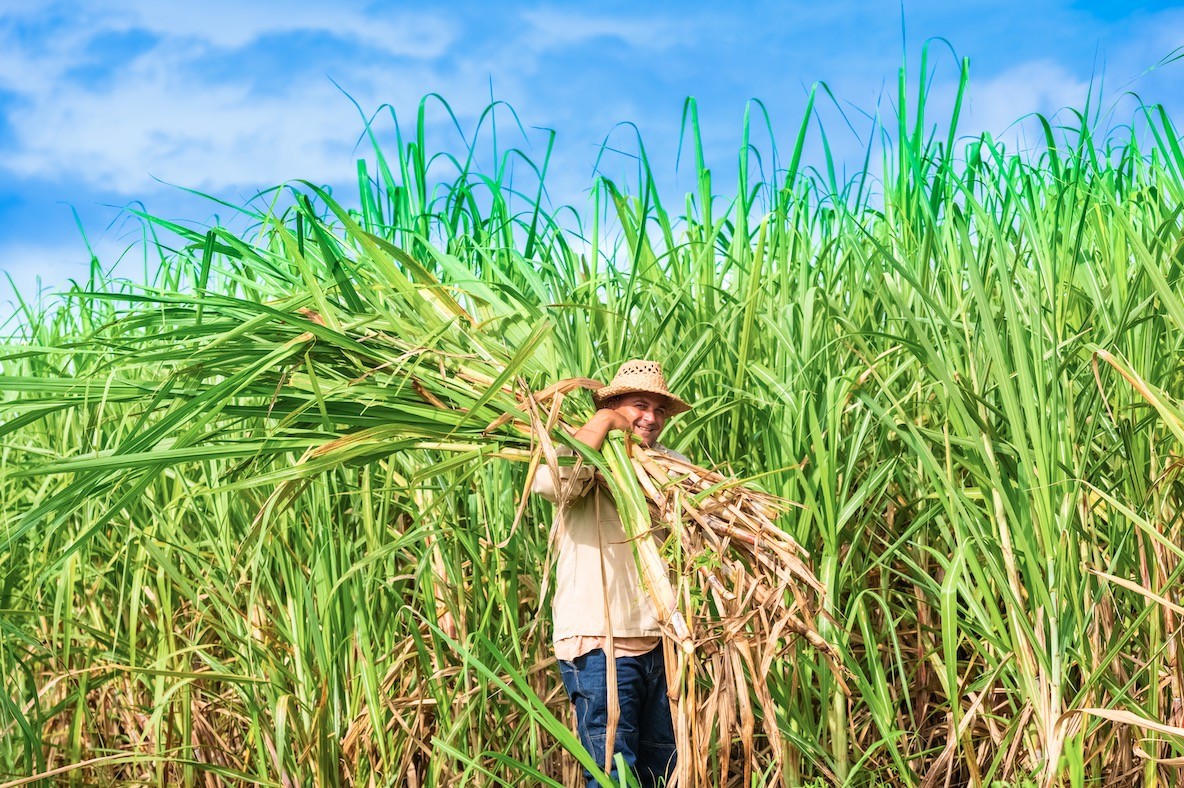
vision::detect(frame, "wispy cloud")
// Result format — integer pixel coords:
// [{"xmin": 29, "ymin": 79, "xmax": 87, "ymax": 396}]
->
[
  {"xmin": 962, "ymin": 59, "xmax": 1091, "ymax": 153},
  {"xmin": 519, "ymin": 8, "xmax": 685, "ymax": 50},
  {"xmin": 0, "ymin": 2, "xmax": 695, "ymax": 198},
  {"xmin": 1, "ymin": 1, "xmax": 456, "ymax": 60},
  {"xmin": 0, "ymin": 1, "xmax": 463, "ymax": 193}
]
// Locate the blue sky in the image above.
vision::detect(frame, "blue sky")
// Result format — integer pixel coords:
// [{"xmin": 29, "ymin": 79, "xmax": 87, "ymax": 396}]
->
[{"xmin": 1, "ymin": 0, "xmax": 1183, "ymax": 323}]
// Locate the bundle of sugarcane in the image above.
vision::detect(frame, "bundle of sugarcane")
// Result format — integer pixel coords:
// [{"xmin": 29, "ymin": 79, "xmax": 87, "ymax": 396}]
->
[{"xmin": 620, "ymin": 441, "xmax": 847, "ymax": 787}]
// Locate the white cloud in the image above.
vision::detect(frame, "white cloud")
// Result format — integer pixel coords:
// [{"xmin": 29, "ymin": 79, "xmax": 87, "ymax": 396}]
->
[
  {"xmin": 905, "ymin": 59, "xmax": 1093, "ymax": 159},
  {"xmin": 2, "ymin": 68, "xmax": 364, "ymax": 193},
  {"xmin": 135, "ymin": 2, "xmax": 452, "ymax": 58},
  {"xmin": 968, "ymin": 60, "xmax": 1090, "ymax": 138},
  {"xmin": 0, "ymin": 1, "xmax": 476, "ymax": 195},
  {"xmin": 0, "ymin": 2, "xmax": 698, "ymax": 202},
  {"xmin": 519, "ymin": 8, "xmax": 683, "ymax": 50},
  {"xmin": 1, "ymin": 1, "xmax": 455, "ymax": 62},
  {"xmin": 919, "ymin": 8, "xmax": 1184, "ymax": 158}
]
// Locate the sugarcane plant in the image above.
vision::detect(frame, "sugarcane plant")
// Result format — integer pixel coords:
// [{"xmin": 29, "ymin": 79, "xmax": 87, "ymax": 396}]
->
[{"xmin": 7, "ymin": 49, "xmax": 1184, "ymax": 787}]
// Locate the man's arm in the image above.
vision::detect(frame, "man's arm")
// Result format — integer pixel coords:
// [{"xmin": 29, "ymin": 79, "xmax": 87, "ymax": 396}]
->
[
  {"xmin": 571, "ymin": 408, "xmax": 631, "ymax": 451},
  {"xmin": 530, "ymin": 409, "xmax": 632, "ymax": 504}
]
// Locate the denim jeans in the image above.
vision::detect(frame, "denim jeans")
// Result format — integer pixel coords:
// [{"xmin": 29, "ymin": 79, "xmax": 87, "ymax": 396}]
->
[{"xmin": 558, "ymin": 646, "xmax": 677, "ymax": 787}]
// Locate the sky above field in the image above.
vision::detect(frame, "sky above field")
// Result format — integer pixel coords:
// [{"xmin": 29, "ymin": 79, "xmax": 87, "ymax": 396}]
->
[{"xmin": 1, "ymin": 0, "xmax": 1183, "ymax": 323}]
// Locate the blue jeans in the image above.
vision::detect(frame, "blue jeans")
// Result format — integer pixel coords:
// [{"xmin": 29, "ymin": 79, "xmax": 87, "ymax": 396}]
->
[{"xmin": 558, "ymin": 646, "xmax": 677, "ymax": 787}]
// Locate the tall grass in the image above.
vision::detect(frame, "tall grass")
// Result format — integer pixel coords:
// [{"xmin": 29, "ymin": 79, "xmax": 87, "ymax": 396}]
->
[{"xmin": 5, "ymin": 54, "xmax": 1184, "ymax": 786}]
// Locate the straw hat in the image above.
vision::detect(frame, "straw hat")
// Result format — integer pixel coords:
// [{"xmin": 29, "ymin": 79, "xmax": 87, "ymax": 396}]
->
[{"xmin": 593, "ymin": 360, "xmax": 692, "ymax": 416}]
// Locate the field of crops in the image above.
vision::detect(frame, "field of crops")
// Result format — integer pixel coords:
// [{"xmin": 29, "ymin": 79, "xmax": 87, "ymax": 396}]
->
[{"xmin": 5, "ymin": 61, "xmax": 1184, "ymax": 786}]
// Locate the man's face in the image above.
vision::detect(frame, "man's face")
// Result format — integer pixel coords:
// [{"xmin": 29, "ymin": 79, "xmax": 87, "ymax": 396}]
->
[{"xmin": 612, "ymin": 392, "xmax": 670, "ymax": 447}]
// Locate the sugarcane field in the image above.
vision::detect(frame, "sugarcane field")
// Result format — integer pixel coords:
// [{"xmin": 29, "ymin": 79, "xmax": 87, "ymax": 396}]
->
[{"xmin": 4, "ymin": 8, "xmax": 1184, "ymax": 786}]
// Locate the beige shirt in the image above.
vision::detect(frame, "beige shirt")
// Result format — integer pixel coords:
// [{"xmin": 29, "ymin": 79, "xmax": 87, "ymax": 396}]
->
[{"xmin": 532, "ymin": 444, "xmax": 687, "ymax": 658}]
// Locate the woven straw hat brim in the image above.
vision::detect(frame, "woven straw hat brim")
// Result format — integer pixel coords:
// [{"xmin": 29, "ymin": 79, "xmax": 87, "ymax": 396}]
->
[{"xmin": 593, "ymin": 384, "xmax": 692, "ymax": 416}]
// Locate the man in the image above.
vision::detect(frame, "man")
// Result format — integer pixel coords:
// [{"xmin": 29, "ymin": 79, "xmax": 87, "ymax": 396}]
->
[{"xmin": 531, "ymin": 360, "xmax": 692, "ymax": 787}]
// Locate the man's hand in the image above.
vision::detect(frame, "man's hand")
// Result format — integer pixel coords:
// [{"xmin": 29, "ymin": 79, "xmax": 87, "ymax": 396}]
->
[
  {"xmin": 594, "ymin": 407, "xmax": 632, "ymax": 433},
  {"xmin": 572, "ymin": 407, "xmax": 632, "ymax": 451}
]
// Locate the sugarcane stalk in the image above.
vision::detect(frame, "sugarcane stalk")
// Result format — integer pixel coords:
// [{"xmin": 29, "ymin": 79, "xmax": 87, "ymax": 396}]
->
[{"xmin": 600, "ymin": 437, "xmax": 695, "ymax": 653}]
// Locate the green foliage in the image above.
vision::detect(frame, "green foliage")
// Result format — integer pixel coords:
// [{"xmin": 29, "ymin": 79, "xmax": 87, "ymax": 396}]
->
[{"xmin": 4, "ymin": 56, "xmax": 1184, "ymax": 786}]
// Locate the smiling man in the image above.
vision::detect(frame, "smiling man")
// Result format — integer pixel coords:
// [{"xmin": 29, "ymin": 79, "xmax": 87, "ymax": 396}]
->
[{"xmin": 531, "ymin": 360, "xmax": 691, "ymax": 787}]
